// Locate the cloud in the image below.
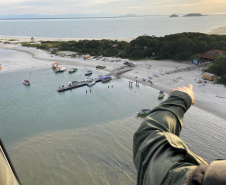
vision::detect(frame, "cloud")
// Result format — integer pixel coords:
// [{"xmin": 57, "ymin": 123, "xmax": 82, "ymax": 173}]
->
[{"xmin": 0, "ymin": 0, "xmax": 225, "ymax": 15}]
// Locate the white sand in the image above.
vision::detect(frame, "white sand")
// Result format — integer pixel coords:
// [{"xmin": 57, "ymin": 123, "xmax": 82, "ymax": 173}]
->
[
  {"xmin": 0, "ymin": 36, "xmax": 133, "ymax": 43},
  {"xmin": 206, "ymin": 25, "xmax": 226, "ymax": 35},
  {"xmin": 1, "ymin": 40, "xmax": 226, "ymax": 120}
]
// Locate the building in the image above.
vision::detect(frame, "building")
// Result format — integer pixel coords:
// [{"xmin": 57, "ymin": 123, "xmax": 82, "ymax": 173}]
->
[
  {"xmin": 199, "ymin": 50, "xmax": 224, "ymax": 62},
  {"xmin": 112, "ymin": 44, "xmax": 118, "ymax": 48},
  {"xmin": 202, "ymin": 72, "xmax": 218, "ymax": 81}
]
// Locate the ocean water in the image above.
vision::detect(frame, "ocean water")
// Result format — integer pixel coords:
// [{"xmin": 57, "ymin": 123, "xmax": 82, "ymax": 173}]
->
[
  {"xmin": 0, "ymin": 68, "xmax": 160, "ymax": 145},
  {"xmin": 0, "ymin": 15, "xmax": 226, "ymax": 39},
  {"xmin": 0, "ymin": 65, "xmax": 161, "ymax": 185}
]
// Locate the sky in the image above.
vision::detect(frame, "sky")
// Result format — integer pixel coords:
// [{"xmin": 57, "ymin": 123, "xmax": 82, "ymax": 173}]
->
[{"xmin": 0, "ymin": 0, "xmax": 226, "ymax": 16}]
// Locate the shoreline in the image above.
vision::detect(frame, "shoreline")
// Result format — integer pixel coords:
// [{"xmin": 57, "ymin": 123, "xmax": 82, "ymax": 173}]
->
[
  {"xmin": 206, "ymin": 25, "xmax": 226, "ymax": 35},
  {"xmin": 0, "ymin": 36, "xmax": 134, "ymax": 43},
  {"xmin": 1, "ymin": 43, "xmax": 226, "ymax": 120}
]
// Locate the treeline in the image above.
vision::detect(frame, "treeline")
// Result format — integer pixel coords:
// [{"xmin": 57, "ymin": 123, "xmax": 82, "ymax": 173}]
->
[
  {"xmin": 21, "ymin": 32, "xmax": 226, "ymax": 61},
  {"xmin": 207, "ymin": 54, "xmax": 226, "ymax": 85}
]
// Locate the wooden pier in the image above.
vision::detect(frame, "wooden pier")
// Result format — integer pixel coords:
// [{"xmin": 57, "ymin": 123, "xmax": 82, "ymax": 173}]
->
[
  {"xmin": 58, "ymin": 65, "xmax": 134, "ymax": 92},
  {"xmin": 58, "ymin": 79, "xmax": 102, "ymax": 92}
]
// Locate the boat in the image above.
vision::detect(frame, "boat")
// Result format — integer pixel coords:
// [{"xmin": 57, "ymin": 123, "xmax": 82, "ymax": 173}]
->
[
  {"xmin": 102, "ymin": 76, "xmax": 112, "ymax": 82},
  {"xmin": 23, "ymin": 80, "xmax": 30, "ymax": 86},
  {"xmin": 68, "ymin": 68, "xmax": 77, "ymax": 73},
  {"xmin": 96, "ymin": 65, "xmax": 106, "ymax": 69},
  {"xmin": 0, "ymin": 64, "xmax": 2, "ymax": 70},
  {"xmin": 85, "ymin": 70, "xmax": 93, "ymax": 75},
  {"xmin": 55, "ymin": 67, "xmax": 67, "ymax": 73},
  {"xmin": 68, "ymin": 81, "xmax": 79, "ymax": 86},
  {"xmin": 137, "ymin": 109, "xmax": 151, "ymax": 116},
  {"xmin": 52, "ymin": 62, "xmax": 59, "ymax": 69},
  {"xmin": 83, "ymin": 78, "xmax": 92, "ymax": 83},
  {"xmin": 87, "ymin": 80, "xmax": 95, "ymax": 86},
  {"xmin": 158, "ymin": 91, "xmax": 165, "ymax": 99}
]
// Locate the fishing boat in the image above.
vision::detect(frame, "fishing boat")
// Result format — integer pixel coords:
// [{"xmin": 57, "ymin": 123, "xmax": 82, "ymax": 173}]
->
[
  {"xmin": 23, "ymin": 80, "xmax": 30, "ymax": 86},
  {"xmin": 102, "ymin": 76, "xmax": 112, "ymax": 82},
  {"xmin": 85, "ymin": 70, "xmax": 93, "ymax": 75},
  {"xmin": 83, "ymin": 78, "xmax": 92, "ymax": 83},
  {"xmin": 68, "ymin": 68, "xmax": 77, "ymax": 73},
  {"xmin": 52, "ymin": 62, "xmax": 59, "ymax": 69},
  {"xmin": 55, "ymin": 67, "xmax": 67, "ymax": 73},
  {"xmin": 158, "ymin": 91, "xmax": 165, "ymax": 99},
  {"xmin": 137, "ymin": 109, "xmax": 151, "ymax": 116},
  {"xmin": 87, "ymin": 80, "xmax": 95, "ymax": 86},
  {"xmin": 96, "ymin": 65, "xmax": 106, "ymax": 69}
]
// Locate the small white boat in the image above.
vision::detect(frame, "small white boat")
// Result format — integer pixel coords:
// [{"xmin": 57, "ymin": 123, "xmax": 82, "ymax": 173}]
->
[
  {"xmin": 87, "ymin": 80, "xmax": 95, "ymax": 86},
  {"xmin": 68, "ymin": 68, "xmax": 77, "ymax": 73},
  {"xmin": 55, "ymin": 67, "xmax": 67, "ymax": 73},
  {"xmin": 85, "ymin": 70, "xmax": 93, "ymax": 75},
  {"xmin": 158, "ymin": 91, "xmax": 165, "ymax": 99},
  {"xmin": 23, "ymin": 80, "xmax": 30, "ymax": 86},
  {"xmin": 52, "ymin": 62, "xmax": 59, "ymax": 69}
]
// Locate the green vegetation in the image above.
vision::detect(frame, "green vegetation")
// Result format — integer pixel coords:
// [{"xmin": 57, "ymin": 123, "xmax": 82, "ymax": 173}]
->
[
  {"xmin": 21, "ymin": 32, "xmax": 226, "ymax": 60},
  {"xmin": 20, "ymin": 32, "xmax": 226, "ymax": 85},
  {"xmin": 208, "ymin": 54, "xmax": 226, "ymax": 85}
]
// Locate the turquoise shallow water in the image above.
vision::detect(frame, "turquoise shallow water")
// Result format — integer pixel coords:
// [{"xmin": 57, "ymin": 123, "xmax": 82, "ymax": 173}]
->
[
  {"xmin": 0, "ymin": 67, "xmax": 161, "ymax": 145},
  {"xmin": 0, "ymin": 66, "xmax": 164, "ymax": 184}
]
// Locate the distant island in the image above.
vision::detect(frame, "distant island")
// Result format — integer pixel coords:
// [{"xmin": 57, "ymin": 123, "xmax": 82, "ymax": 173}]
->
[
  {"xmin": 170, "ymin": 14, "xmax": 179, "ymax": 17},
  {"xmin": 183, "ymin": 13, "xmax": 204, "ymax": 17}
]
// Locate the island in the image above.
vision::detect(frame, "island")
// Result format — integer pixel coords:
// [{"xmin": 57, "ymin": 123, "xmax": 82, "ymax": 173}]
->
[
  {"xmin": 184, "ymin": 13, "xmax": 204, "ymax": 17},
  {"xmin": 170, "ymin": 14, "xmax": 179, "ymax": 17}
]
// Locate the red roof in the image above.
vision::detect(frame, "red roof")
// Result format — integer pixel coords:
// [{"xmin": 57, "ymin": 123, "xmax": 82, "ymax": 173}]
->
[
  {"xmin": 199, "ymin": 53, "xmax": 215, "ymax": 60},
  {"xmin": 112, "ymin": 44, "xmax": 118, "ymax": 48},
  {"xmin": 199, "ymin": 50, "xmax": 225, "ymax": 60},
  {"xmin": 207, "ymin": 50, "xmax": 224, "ymax": 55}
]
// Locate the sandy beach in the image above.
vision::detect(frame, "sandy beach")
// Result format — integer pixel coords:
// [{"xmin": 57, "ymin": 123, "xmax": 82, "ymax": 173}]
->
[{"xmin": 206, "ymin": 25, "xmax": 226, "ymax": 35}]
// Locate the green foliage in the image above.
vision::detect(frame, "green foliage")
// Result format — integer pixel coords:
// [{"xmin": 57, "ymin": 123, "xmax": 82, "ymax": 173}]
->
[
  {"xmin": 208, "ymin": 55, "xmax": 226, "ymax": 85},
  {"xmin": 18, "ymin": 33, "xmax": 226, "ymax": 61},
  {"xmin": 219, "ymin": 74, "xmax": 226, "ymax": 85},
  {"xmin": 208, "ymin": 55, "xmax": 226, "ymax": 76}
]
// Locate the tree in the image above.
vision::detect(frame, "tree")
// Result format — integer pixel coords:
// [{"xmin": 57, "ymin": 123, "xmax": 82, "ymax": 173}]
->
[{"xmin": 209, "ymin": 55, "xmax": 226, "ymax": 76}]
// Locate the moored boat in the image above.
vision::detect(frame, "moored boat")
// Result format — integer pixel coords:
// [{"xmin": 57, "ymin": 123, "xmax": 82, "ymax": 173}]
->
[
  {"xmin": 158, "ymin": 91, "xmax": 165, "ymax": 99},
  {"xmin": 55, "ymin": 67, "xmax": 67, "ymax": 73},
  {"xmin": 137, "ymin": 109, "xmax": 151, "ymax": 116},
  {"xmin": 52, "ymin": 62, "xmax": 59, "ymax": 69},
  {"xmin": 87, "ymin": 80, "xmax": 95, "ymax": 86},
  {"xmin": 68, "ymin": 68, "xmax": 77, "ymax": 73},
  {"xmin": 102, "ymin": 76, "xmax": 112, "ymax": 82},
  {"xmin": 23, "ymin": 80, "xmax": 30, "ymax": 86},
  {"xmin": 96, "ymin": 65, "xmax": 106, "ymax": 69},
  {"xmin": 85, "ymin": 70, "xmax": 93, "ymax": 75}
]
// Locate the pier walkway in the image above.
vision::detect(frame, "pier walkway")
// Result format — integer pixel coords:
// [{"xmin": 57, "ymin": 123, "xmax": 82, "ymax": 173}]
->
[{"xmin": 58, "ymin": 66, "xmax": 134, "ymax": 92}]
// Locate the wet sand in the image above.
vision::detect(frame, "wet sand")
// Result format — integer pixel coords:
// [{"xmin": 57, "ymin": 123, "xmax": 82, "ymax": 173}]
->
[{"xmin": 7, "ymin": 107, "xmax": 226, "ymax": 185}]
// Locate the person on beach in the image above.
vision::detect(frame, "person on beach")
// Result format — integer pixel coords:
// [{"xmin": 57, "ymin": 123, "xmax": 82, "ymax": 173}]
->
[{"xmin": 133, "ymin": 84, "xmax": 226, "ymax": 185}]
